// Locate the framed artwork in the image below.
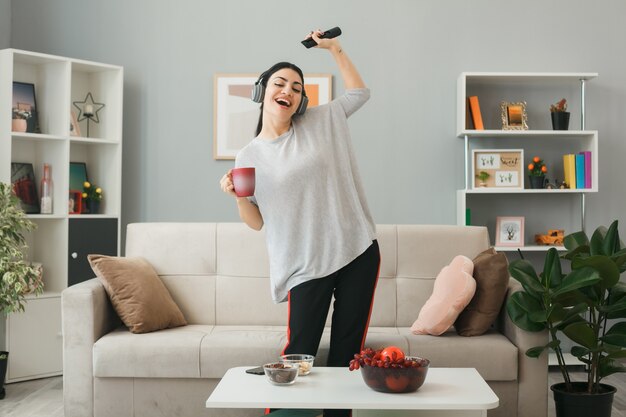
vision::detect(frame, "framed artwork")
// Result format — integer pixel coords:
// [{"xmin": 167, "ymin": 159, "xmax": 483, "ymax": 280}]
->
[
  {"xmin": 69, "ymin": 162, "xmax": 88, "ymax": 191},
  {"xmin": 496, "ymin": 216, "xmax": 525, "ymax": 247},
  {"xmin": 213, "ymin": 73, "xmax": 332, "ymax": 160},
  {"xmin": 501, "ymin": 101, "xmax": 529, "ymax": 130},
  {"xmin": 10, "ymin": 162, "xmax": 40, "ymax": 213},
  {"xmin": 70, "ymin": 110, "xmax": 81, "ymax": 137},
  {"xmin": 12, "ymin": 81, "xmax": 40, "ymax": 133},
  {"xmin": 69, "ymin": 190, "xmax": 83, "ymax": 214},
  {"xmin": 472, "ymin": 149, "xmax": 524, "ymax": 189}
]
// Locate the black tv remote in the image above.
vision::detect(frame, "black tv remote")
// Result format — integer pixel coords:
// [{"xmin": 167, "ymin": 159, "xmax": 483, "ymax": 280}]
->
[{"xmin": 301, "ymin": 27, "xmax": 342, "ymax": 48}]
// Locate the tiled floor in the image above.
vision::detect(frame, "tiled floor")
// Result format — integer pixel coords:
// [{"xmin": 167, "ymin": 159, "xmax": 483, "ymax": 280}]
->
[{"xmin": 0, "ymin": 370, "xmax": 624, "ymax": 417}]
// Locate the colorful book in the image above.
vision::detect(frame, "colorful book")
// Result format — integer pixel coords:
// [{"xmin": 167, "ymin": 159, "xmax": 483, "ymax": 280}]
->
[
  {"xmin": 563, "ymin": 154, "xmax": 576, "ymax": 189},
  {"xmin": 575, "ymin": 154, "xmax": 585, "ymax": 189},
  {"xmin": 580, "ymin": 151, "xmax": 592, "ymax": 188},
  {"xmin": 468, "ymin": 96, "xmax": 484, "ymax": 130},
  {"xmin": 465, "ymin": 98, "xmax": 475, "ymax": 130}
]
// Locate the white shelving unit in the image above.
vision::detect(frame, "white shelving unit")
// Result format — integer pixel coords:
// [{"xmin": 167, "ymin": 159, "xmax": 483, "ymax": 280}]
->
[
  {"xmin": 456, "ymin": 72, "xmax": 598, "ymax": 252},
  {"xmin": 0, "ymin": 49, "xmax": 123, "ymax": 382}
]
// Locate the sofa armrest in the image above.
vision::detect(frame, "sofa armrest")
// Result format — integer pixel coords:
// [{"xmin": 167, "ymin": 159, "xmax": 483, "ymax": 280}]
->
[
  {"xmin": 496, "ymin": 279, "xmax": 548, "ymax": 417},
  {"xmin": 62, "ymin": 278, "xmax": 120, "ymax": 417}
]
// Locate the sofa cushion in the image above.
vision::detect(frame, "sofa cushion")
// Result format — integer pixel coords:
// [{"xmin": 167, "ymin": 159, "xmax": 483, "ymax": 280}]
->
[
  {"xmin": 88, "ymin": 255, "xmax": 187, "ymax": 333},
  {"xmin": 455, "ymin": 247, "xmax": 510, "ymax": 336},
  {"xmin": 200, "ymin": 325, "xmax": 287, "ymax": 378},
  {"xmin": 411, "ymin": 255, "xmax": 476, "ymax": 335},
  {"xmin": 401, "ymin": 327, "xmax": 518, "ymax": 381},
  {"xmin": 93, "ymin": 325, "xmax": 213, "ymax": 378}
]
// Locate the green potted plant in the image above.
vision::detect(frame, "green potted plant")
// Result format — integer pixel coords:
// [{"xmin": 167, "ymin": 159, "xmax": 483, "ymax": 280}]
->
[
  {"xmin": 550, "ymin": 98, "xmax": 570, "ymax": 130},
  {"xmin": 506, "ymin": 220, "xmax": 626, "ymax": 417},
  {"xmin": 81, "ymin": 181, "xmax": 103, "ymax": 214},
  {"xmin": 11, "ymin": 108, "xmax": 31, "ymax": 132},
  {"xmin": 475, "ymin": 171, "xmax": 490, "ymax": 187},
  {"xmin": 527, "ymin": 156, "xmax": 547, "ymax": 189},
  {"xmin": 0, "ymin": 182, "xmax": 43, "ymax": 399}
]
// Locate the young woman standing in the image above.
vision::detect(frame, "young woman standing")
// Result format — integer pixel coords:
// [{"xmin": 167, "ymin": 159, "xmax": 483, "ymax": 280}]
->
[{"xmin": 220, "ymin": 29, "xmax": 379, "ymax": 417}]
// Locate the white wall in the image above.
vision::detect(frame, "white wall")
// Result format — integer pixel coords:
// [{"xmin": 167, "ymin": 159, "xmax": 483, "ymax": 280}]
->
[
  {"xmin": 9, "ymin": 0, "xmax": 626, "ymax": 240},
  {"xmin": 0, "ymin": 0, "xmax": 10, "ymax": 49}
]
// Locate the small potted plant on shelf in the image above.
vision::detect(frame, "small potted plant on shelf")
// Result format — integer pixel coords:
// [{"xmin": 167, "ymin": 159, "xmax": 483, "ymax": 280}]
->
[
  {"xmin": 475, "ymin": 171, "xmax": 490, "ymax": 187},
  {"xmin": 0, "ymin": 182, "xmax": 44, "ymax": 399},
  {"xmin": 528, "ymin": 156, "xmax": 548, "ymax": 189},
  {"xmin": 11, "ymin": 108, "xmax": 31, "ymax": 133},
  {"xmin": 82, "ymin": 181, "xmax": 103, "ymax": 214},
  {"xmin": 550, "ymin": 98, "xmax": 570, "ymax": 130},
  {"xmin": 506, "ymin": 220, "xmax": 626, "ymax": 417}
]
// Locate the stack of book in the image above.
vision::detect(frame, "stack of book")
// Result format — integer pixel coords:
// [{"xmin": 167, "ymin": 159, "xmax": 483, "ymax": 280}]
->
[{"xmin": 563, "ymin": 151, "xmax": 592, "ymax": 189}]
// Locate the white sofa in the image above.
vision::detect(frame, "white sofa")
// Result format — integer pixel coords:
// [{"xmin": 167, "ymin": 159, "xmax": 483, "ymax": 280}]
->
[{"xmin": 62, "ymin": 223, "xmax": 548, "ymax": 417}]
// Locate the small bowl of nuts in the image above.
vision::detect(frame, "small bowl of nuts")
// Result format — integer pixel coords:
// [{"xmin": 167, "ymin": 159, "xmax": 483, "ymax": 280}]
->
[
  {"xmin": 280, "ymin": 354, "xmax": 315, "ymax": 376},
  {"xmin": 263, "ymin": 362, "xmax": 299, "ymax": 385}
]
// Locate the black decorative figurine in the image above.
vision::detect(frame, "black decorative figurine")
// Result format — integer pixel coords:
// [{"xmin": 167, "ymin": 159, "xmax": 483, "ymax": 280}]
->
[{"xmin": 73, "ymin": 92, "xmax": 105, "ymax": 137}]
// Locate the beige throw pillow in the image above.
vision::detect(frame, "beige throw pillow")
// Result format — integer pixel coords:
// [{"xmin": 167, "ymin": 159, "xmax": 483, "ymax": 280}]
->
[
  {"xmin": 454, "ymin": 247, "xmax": 510, "ymax": 336},
  {"xmin": 88, "ymin": 254, "xmax": 187, "ymax": 334}
]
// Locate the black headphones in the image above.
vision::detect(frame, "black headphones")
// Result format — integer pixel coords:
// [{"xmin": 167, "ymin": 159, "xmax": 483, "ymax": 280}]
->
[{"xmin": 251, "ymin": 70, "xmax": 308, "ymax": 115}]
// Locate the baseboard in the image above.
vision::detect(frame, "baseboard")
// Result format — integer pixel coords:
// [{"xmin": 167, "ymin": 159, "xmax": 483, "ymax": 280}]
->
[{"xmin": 548, "ymin": 353, "xmax": 584, "ymax": 367}]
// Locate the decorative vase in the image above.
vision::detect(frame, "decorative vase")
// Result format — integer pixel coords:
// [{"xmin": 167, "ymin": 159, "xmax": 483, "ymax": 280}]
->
[
  {"xmin": 551, "ymin": 112, "xmax": 570, "ymax": 130},
  {"xmin": 0, "ymin": 351, "xmax": 7, "ymax": 400},
  {"xmin": 529, "ymin": 175, "xmax": 546, "ymax": 189},
  {"xmin": 551, "ymin": 382, "xmax": 616, "ymax": 417},
  {"xmin": 11, "ymin": 119, "xmax": 27, "ymax": 132},
  {"xmin": 86, "ymin": 200, "xmax": 100, "ymax": 214}
]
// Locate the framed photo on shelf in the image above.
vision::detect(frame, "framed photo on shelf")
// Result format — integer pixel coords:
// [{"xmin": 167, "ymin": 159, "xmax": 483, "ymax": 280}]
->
[
  {"xmin": 69, "ymin": 190, "xmax": 83, "ymax": 214},
  {"xmin": 70, "ymin": 110, "xmax": 81, "ymax": 137},
  {"xmin": 472, "ymin": 149, "xmax": 524, "ymax": 189},
  {"xmin": 69, "ymin": 162, "xmax": 88, "ymax": 191},
  {"xmin": 495, "ymin": 216, "xmax": 525, "ymax": 247},
  {"xmin": 10, "ymin": 162, "xmax": 40, "ymax": 213},
  {"xmin": 12, "ymin": 81, "xmax": 40, "ymax": 133},
  {"xmin": 213, "ymin": 73, "xmax": 332, "ymax": 160},
  {"xmin": 501, "ymin": 101, "xmax": 529, "ymax": 130}
]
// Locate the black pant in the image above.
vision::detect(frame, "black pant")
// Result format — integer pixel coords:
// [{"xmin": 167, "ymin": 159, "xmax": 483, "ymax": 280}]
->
[{"xmin": 283, "ymin": 240, "xmax": 380, "ymax": 417}]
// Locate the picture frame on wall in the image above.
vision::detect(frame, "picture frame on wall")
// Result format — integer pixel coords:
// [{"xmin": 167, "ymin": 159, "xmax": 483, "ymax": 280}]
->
[
  {"xmin": 10, "ymin": 162, "xmax": 40, "ymax": 213},
  {"xmin": 213, "ymin": 73, "xmax": 332, "ymax": 160},
  {"xmin": 12, "ymin": 81, "xmax": 41, "ymax": 133},
  {"xmin": 472, "ymin": 149, "xmax": 524, "ymax": 189},
  {"xmin": 495, "ymin": 216, "xmax": 525, "ymax": 247}
]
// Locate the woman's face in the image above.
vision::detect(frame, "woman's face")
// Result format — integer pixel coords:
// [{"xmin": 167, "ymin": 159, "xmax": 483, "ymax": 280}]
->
[{"xmin": 262, "ymin": 68, "xmax": 304, "ymax": 121}]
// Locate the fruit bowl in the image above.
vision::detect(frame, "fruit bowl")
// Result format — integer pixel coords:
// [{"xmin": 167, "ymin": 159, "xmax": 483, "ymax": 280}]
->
[
  {"xmin": 263, "ymin": 362, "xmax": 299, "ymax": 385},
  {"xmin": 359, "ymin": 356, "xmax": 429, "ymax": 393},
  {"xmin": 280, "ymin": 354, "xmax": 315, "ymax": 376}
]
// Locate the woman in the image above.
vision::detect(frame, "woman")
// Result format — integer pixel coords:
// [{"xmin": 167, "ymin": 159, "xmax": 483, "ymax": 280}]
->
[{"xmin": 220, "ymin": 29, "xmax": 379, "ymax": 417}]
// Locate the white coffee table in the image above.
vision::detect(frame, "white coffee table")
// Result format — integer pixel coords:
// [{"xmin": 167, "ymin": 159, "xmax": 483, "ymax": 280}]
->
[{"xmin": 206, "ymin": 366, "xmax": 499, "ymax": 417}]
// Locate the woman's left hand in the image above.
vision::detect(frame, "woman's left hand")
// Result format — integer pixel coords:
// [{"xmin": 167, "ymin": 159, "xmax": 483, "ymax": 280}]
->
[{"xmin": 305, "ymin": 29, "xmax": 340, "ymax": 51}]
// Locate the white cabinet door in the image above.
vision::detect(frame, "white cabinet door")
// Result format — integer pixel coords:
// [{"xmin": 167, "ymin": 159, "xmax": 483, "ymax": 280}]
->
[{"xmin": 7, "ymin": 296, "xmax": 62, "ymax": 381}]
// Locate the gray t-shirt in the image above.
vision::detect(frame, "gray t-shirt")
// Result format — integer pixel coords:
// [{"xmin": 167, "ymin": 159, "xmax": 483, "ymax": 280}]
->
[{"xmin": 235, "ymin": 88, "xmax": 376, "ymax": 303}]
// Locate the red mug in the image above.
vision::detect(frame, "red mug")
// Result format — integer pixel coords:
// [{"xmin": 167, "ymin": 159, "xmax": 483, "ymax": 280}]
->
[{"xmin": 232, "ymin": 167, "xmax": 255, "ymax": 197}]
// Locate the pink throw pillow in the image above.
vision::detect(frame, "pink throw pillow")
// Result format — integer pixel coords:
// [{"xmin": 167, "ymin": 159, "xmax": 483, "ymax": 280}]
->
[{"xmin": 411, "ymin": 255, "xmax": 476, "ymax": 336}]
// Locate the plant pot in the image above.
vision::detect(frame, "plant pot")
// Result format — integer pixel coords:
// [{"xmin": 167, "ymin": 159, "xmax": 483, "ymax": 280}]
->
[
  {"xmin": 11, "ymin": 119, "xmax": 27, "ymax": 132},
  {"xmin": 529, "ymin": 175, "xmax": 546, "ymax": 189},
  {"xmin": 551, "ymin": 382, "xmax": 616, "ymax": 417},
  {"xmin": 551, "ymin": 111, "xmax": 570, "ymax": 130},
  {"xmin": 85, "ymin": 199, "xmax": 100, "ymax": 214},
  {"xmin": 0, "ymin": 351, "xmax": 8, "ymax": 400}
]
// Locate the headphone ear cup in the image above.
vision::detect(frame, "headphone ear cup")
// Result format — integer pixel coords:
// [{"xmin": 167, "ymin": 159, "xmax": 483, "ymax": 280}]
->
[
  {"xmin": 251, "ymin": 83, "xmax": 265, "ymax": 103},
  {"xmin": 296, "ymin": 95, "xmax": 308, "ymax": 115}
]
